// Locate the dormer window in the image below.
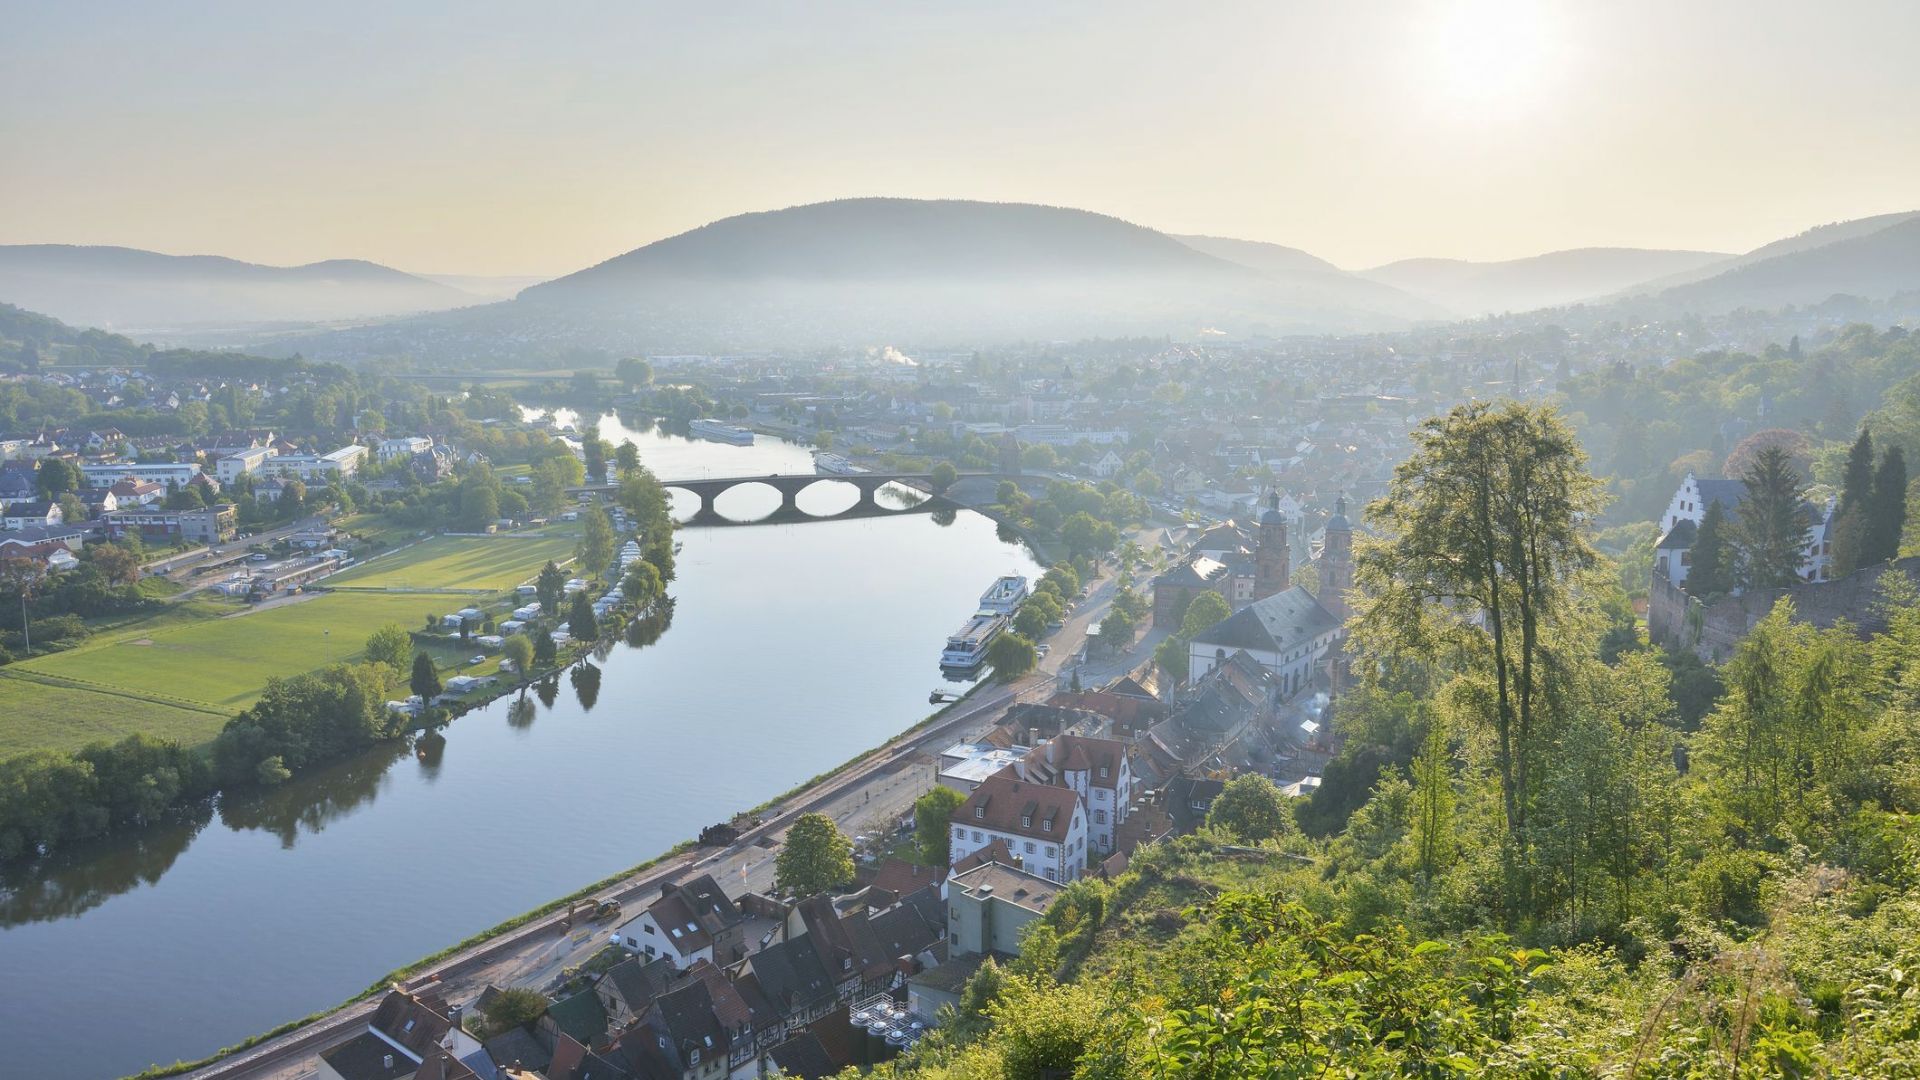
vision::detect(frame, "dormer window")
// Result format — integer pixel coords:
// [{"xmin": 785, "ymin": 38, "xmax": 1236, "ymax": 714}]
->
[
  {"xmin": 1021, "ymin": 814, "xmax": 1032, "ymax": 828},
  {"xmin": 1099, "ymin": 765, "xmax": 1109, "ymax": 779},
  {"xmin": 974, "ymin": 807, "xmax": 985, "ymax": 819},
  {"xmin": 1042, "ymin": 820, "xmax": 1053, "ymax": 833}
]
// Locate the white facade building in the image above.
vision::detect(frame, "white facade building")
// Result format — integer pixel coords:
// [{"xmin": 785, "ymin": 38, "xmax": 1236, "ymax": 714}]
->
[{"xmin": 950, "ymin": 768, "xmax": 1089, "ymax": 883}]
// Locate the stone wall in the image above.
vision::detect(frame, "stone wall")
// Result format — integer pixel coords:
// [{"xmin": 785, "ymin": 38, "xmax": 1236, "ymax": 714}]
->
[{"xmin": 1649, "ymin": 556, "xmax": 1920, "ymax": 662}]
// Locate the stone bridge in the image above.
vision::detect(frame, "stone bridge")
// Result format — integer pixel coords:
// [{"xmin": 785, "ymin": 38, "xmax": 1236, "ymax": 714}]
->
[{"xmin": 569, "ymin": 471, "xmax": 1008, "ymax": 527}]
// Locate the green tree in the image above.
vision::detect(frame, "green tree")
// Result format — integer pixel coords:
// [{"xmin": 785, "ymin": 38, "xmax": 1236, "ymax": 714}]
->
[
  {"xmin": 1351, "ymin": 401, "xmax": 1602, "ymax": 856},
  {"xmin": 1154, "ymin": 634, "xmax": 1190, "ymax": 682},
  {"xmin": 577, "ymin": 507, "xmax": 615, "ymax": 577},
  {"xmin": 1866, "ymin": 445, "xmax": 1907, "ymax": 565},
  {"xmin": 87, "ymin": 543, "xmax": 140, "ymax": 587},
  {"xmin": 363, "ymin": 624, "xmax": 411, "ymax": 671},
  {"xmin": 621, "ymin": 559, "xmax": 662, "ymax": 612},
  {"xmin": 614, "ymin": 441, "xmax": 640, "ymax": 477},
  {"xmin": 502, "ymin": 634, "xmax": 534, "ymax": 675},
  {"xmin": 479, "ymin": 986, "xmax": 550, "ymax": 1036},
  {"xmin": 1206, "ymin": 773, "xmax": 1291, "ymax": 843},
  {"xmin": 533, "ymin": 628, "xmax": 557, "ymax": 667},
  {"xmin": 913, "ymin": 785, "xmax": 966, "ymax": 866},
  {"xmin": 775, "ymin": 812, "xmax": 855, "ymax": 897},
  {"xmin": 929, "ymin": 461, "xmax": 958, "ymax": 494},
  {"xmin": 1409, "ymin": 709, "xmax": 1455, "ymax": 877},
  {"xmin": 409, "ymin": 652, "xmax": 441, "ymax": 701},
  {"xmin": 615, "ymin": 356, "xmax": 652, "ymax": 392},
  {"xmin": 1179, "ymin": 590, "xmax": 1231, "ymax": 637},
  {"xmin": 1686, "ymin": 499, "xmax": 1733, "ymax": 599},
  {"xmin": 1732, "ymin": 445, "xmax": 1811, "ymax": 590},
  {"xmin": 568, "ymin": 591, "xmax": 598, "ymax": 641},
  {"xmin": 458, "ymin": 471, "xmax": 500, "ymax": 531},
  {"xmin": 56, "ymin": 493, "xmax": 87, "ymax": 527},
  {"xmin": 1829, "ymin": 427, "xmax": 1876, "ymax": 575},
  {"xmin": 536, "ymin": 561, "xmax": 566, "ymax": 614},
  {"xmin": 987, "ymin": 631, "xmax": 1037, "ymax": 680},
  {"xmin": 35, "ymin": 458, "xmax": 78, "ymax": 498}
]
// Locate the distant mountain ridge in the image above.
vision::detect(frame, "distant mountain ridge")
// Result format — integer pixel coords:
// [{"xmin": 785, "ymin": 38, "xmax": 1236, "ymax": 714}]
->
[
  {"xmin": 1359, "ymin": 247, "xmax": 1731, "ymax": 317},
  {"xmin": 1641, "ymin": 216, "xmax": 1920, "ymax": 313},
  {"xmin": 0, "ymin": 244, "xmax": 482, "ymax": 330}
]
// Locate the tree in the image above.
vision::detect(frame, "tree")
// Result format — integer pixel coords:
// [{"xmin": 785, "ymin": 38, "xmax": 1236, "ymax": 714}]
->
[
  {"xmin": 56, "ymin": 493, "xmax": 87, "ymax": 526},
  {"xmin": 1866, "ymin": 446, "xmax": 1907, "ymax": 566},
  {"xmin": 459, "ymin": 473, "xmax": 500, "ymax": 531},
  {"xmin": 1686, "ymin": 500, "xmax": 1733, "ymax": 599},
  {"xmin": 615, "ymin": 442, "xmax": 640, "ymax": 477},
  {"xmin": 479, "ymin": 986, "xmax": 550, "ymax": 1036},
  {"xmin": 364, "ymin": 624, "xmax": 411, "ymax": 671},
  {"xmin": 568, "ymin": 591, "xmax": 598, "ymax": 641},
  {"xmin": 533, "ymin": 628, "xmax": 557, "ymax": 667},
  {"xmin": 88, "ymin": 543, "xmax": 140, "ymax": 587},
  {"xmin": 1154, "ymin": 634, "xmax": 1189, "ymax": 682},
  {"xmin": 577, "ymin": 508, "xmax": 615, "ymax": 577},
  {"xmin": 621, "ymin": 559, "xmax": 662, "ymax": 612},
  {"xmin": 987, "ymin": 631, "xmax": 1036, "ymax": 680},
  {"xmin": 502, "ymin": 634, "xmax": 534, "ymax": 675},
  {"xmin": 913, "ymin": 786, "xmax": 966, "ymax": 867},
  {"xmin": 1179, "ymin": 591, "xmax": 1231, "ymax": 638},
  {"xmin": 410, "ymin": 652, "xmax": 441, "ymax": 701},
  {"xmin": 615, "ymin": 356, "xmax": 653, "ymax": 392},
  {"xmin": 536, "ymin": 561, "xmax": 566, "ymax": 614},
  {"xmin": 1731, "ymin": 445, "xmax": 1811, "ymax": 590},
  {"xmin": 1351, "ymin": 401, "xmax": 1601, "ymax": 856},
  {"xmin": 775, "ymin": 812, "xmax": 854, "ymax": 897},
  {"xmin": 1723, "ymin": 427, "xmax": 1812, "ymax": 483},
  {"xmin": 929, "ymin": 461, "xmax": 958, "ymax": 494},
  {"xmin": 1829, "ymin": 427, "xmax": 1877, "ymax": 575},
  {"xmin": 1409, "ymin": 710, "xmax": 1455, "ymax": 877},
  {"xmin": 1206, "ymin": 774, "xmax": 1291, "ymax": 843},
  {"xmin": 35, "ymin": 458, "xmax": 78, "ymax": 498}
]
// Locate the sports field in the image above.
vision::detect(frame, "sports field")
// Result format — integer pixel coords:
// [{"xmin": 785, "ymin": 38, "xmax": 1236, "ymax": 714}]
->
[
  {"xmin": 325, "ymin": 533, "xmax": 577, "ymax": 593},
  {"xmin": 0, "ymin": 675, "xmax": 228, "ymax": 759},
  {"xmin": 15, "ymin": 592, "xmax": 449, "ymax": 711}
]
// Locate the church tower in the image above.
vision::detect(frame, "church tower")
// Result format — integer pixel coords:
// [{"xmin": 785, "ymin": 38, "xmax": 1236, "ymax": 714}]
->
[
  {"xmin": 1254, "ymin": 491, "xmax": 1290, "ymax": 599},
  {"xmin": 1321, "ymin": 493, "xmax": 1354, "ymax": 622}
]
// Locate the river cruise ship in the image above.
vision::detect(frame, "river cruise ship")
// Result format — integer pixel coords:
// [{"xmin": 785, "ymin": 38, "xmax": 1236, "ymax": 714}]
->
[
  {"xmin": 940, "ymin": 612, "xmax": 1008, "ymax": 669},
  {"xmin": 688, "ymin": 418, "xmax": 755, "ymax": 445},
  {"xmin": 812, "ymin": 451, "xmax": 868, "ymax": 475},
  {"xmin": 978, "ymin": 573, "xmax": 1029, "ymax": 615}
]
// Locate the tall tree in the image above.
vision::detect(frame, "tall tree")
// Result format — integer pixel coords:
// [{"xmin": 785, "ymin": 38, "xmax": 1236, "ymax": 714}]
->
[
  {"xmin": 913, "ymin": 786, "xmax": 966, "ymax": 867},
  {"xmin": 1866, "ymin": 446, "xmax": 1908, "ymax": 565},
  {"xmin": 1829, "ymin": 427, "xmax": 1876, "ymax": 575},
  {"xmin": 1206, "ymin": 774, "xmax": 1291, "ymax": 843},
  {"xmin": 409, "ymin": 652, "xmax": 441, "ymax": 701},
  {"xmin": 775, "ymin": 812, "xmax": 855, "ymax": 897},
  {"xmin": 568, "ymin": 591, "xmax": 598, "ymax": 641},
  {"xmin": 536, "ymin": 561, "xmax": 566, "ymax": 614},
  {"xmin": 615, "ymin": 357, "xmax": 653, "ymax": 393},
  {"xmin": 1686, "ymin": 500, "xmax": 1733, "ymax": 599},
  {"xmin": 614, "ymin": 442, "xmax": 640, "ymax": 477},
  {"xmin": 577, "ymin": 508, "xmax": 615, "ymax": 577},
  {"xmin": 1350, "ymin": 401, "xmax": 1601, "ymax": 857},
  {"xmin": 1731, "ymin": 446, "xmax": 1811, "ymax": 591},
  {"xmin": 363, "ymin": 624, "xmax": 411, "ymax": 671}
]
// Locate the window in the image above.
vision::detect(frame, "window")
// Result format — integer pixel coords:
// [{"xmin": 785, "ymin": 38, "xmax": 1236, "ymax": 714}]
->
[
  {"xmin": 1095, "ymin": 809, "xmax": 1107, "ymax": 824},
  {"xmin": 1042, "ymin": 820, "xmax": 1053, "ymax": 833},
  {"xmin": 1024, "ymin": 840, "xmax": 1036, "ymax": 853},
  {"xmin": 1021, "ymin": 814, "xmax": 1031, "ymax": 828},
  {"xmin": 645, "ymin": 924, "xmax": 656, "ymax": 934},
  {"xmin": 974, "ymin": 807, "xmax": 985, "ymax": 819},
  {"xmin": 953, "ymin": 826, "xmax": 965, "ymax": 840},
  {"xmin": 972, "ymin": 830, "xmax": 983, "ymax": 843},
  {"xmin": 1046, "ymin": 845, "xmax": 1056, "ymax": 858},
  {"xmin": 1099, "ymin": 765, "xmax": 1109, "ymax": 779},
  {"xmin": 626, "ymin": 936, "xmax": 638, "ymax": 948},
  {"xmin": 1044, "ymin": 867, "xmax": 1056, "ymax": 881}
]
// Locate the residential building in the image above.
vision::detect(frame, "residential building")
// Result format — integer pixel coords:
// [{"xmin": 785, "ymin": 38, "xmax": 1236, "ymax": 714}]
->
[
  {"xmin": 945, "ymin": 859, "xmax": 1058, "ymax": 958},
  {"xmin": 1021, "ymin": 734, "xmax": 1134, "ymax": 854},
  {"xmin": 103, "ymin": 503, "xmax": 237, "ymax": 545},
  {"xmin": 615, "ymin": 875, "xmax": 748, "ymax": 970},
  {"xmin": 1656, "ymin": 471, "xmax": 1833, "ymax": 586},
  {"xmin": 214, "ymin": 445, "xmax": 276, "ymax": 483},
  {"xmin": 259, "ymin": 444, "xmax": 368, "ymax": 482},
  {"xmin": 1, "ymin": 500, "xmax": 61, "ymax": 531},
  {"xmin": 314, "ymin": 987, "xmax": 487, "ymax": 1080},
  {"xmin": 379, "ymin": 436, "xmax": 434, "ymax": 461},
  {"xmin": 950, "ymin": 768, "xmax": 1089, "ymax": 882},
  {"xmin": 80, "ymin": 461, "xmax": 202, "ymax": 489}
]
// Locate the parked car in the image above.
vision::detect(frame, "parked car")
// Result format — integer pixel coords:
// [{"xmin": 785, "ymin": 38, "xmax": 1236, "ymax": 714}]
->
[{"xmin": 468, "ymin": 654, "xmax": 486, "ymax": 666}]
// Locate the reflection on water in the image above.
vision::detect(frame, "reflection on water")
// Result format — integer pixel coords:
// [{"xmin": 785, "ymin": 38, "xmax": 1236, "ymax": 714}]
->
[
  {"xmin": 534, "ymin": 674, "xmax": 561, "ymax": 709},
  {"xmin": 507, "ymin": 696, "xmax": 537, "ymax": 730},
  {"xmin": 217, "ymin": 742, "xmax": 411, "ymax": 850},
  {"xmin": 571, "ymin": 662, "xmax": 602, "ymax": 712},
  {"xmin": 0, "ymin": 809, "xmax": 209, "ymax": 926}
]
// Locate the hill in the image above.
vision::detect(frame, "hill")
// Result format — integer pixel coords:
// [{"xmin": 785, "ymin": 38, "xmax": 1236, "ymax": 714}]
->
[
  {"xmin": 0, "ymin": 244, "xmax": 482, "ymax": 330},
  {"xmin": 1359, "ymin": 246, "xmax": 1730, "ymax": 317},
  {"xmin": 1623, "ymin": 210, "xmax": 1920, "ymax": 296},
  {"xmin": 1632, "ymin": 215, "xmax": 1920, "ymax": 313},
  {"xmin": 482, "ymin": 198, "xmax": 1437, "ymax": 349},
  {"xmin": 1173, "ymin": 234, "xmax": 1447, "ymax": 321}
]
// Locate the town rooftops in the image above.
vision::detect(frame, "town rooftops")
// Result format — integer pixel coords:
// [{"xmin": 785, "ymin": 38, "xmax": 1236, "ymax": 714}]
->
[
  {"xmin": 1192, "ymin": 585, "xmax": 1340, "ymax": 655},
  {"xmin": 369, "ymin": 986, "xmax": 455, "ymax": 1061},
  {"xmin": 953, "ymin": 767, "xmax": 1081, "ymax": 842},
  {"xmin": 949, "ymin": 860, "xmax": 1059, "ymax": 916}
]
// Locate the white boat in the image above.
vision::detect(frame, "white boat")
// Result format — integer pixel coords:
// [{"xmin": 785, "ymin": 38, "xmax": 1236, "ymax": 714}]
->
[
  {"xmin": 940, "ymin": 612, "xmax": 1007, "ymax": 669},
  {"xmin": 978, "ymin": 574, "xmax": 1029, "ymax": 615},
  {"xmin": 689, "ymin": 418, "xmax": 754, "ymax": 445},
  {"xmin": 812, "ymin": 451, "xmax": 868, "ymax": 476}
]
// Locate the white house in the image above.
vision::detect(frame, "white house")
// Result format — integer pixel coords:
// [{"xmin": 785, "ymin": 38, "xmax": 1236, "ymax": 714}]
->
[
  {"xmin": 81, "ymin": 461, "xmax": 202, "ymax": 490},
  {"xmin": 1656, "ymin": 472, "xmax": 1833, "ymax": 586},
  {"xmin": 950, "ymin": 768, "xmax": 1089, "ymax": 883},
  {"xmin": 1090, "ymin": 449, "xmax": 1126, "ymax": 479},
  {"xmin": 258, "ymin": 444, "xmax": 367, "ymax": 482},
  {"xmin": 1020, "ymin": 734, "xmax": 1134, "ymax": 855},
  {"xmin": 377, "ymin": 436, "xmax": 433, "ymax": 462},
  {"xmin": 1188, "ymin": 584, "xmax": 1341, "ymax": 697},
  {"xmin": 214, "ymin": 446, "xmax": 276, "ymax": 484}
]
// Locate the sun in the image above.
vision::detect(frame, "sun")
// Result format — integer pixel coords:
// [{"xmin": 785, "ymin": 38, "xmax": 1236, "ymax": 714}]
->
[{"xmin": 1421, "ymin": 0, "xmax": 1565, "ymax": 112}]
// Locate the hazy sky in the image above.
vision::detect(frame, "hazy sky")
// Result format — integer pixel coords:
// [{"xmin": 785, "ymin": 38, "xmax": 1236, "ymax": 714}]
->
[{"xmin": 3, "ymin": 0, "xmax": 1916, "ymax": 276}]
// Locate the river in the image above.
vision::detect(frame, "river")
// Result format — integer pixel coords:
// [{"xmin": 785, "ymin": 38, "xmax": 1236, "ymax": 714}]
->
[{"xmin": 0, "ymin": 414, "xmax": 1039, "ymax": 1080}]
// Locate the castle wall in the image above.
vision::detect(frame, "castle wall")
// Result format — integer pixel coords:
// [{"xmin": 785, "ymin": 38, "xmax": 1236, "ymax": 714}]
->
[{"xmin": 1650, "ymin": 556, "xmax": 1920, "ymax": 663}]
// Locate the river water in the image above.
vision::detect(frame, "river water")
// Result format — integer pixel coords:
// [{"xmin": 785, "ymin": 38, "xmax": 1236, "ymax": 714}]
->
[{"xmin": 0, "ymin": 414, "xmax": 1039, "ymax": 1080}]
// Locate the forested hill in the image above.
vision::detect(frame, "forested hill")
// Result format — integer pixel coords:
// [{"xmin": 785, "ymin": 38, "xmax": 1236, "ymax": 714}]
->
[
  {"xmin": 0, "ymin": 244, "xmax": 480, "ymax": 330},
  {"xmin": 0, "ymin": 302, "xmax": 310, "ymax": 378}
]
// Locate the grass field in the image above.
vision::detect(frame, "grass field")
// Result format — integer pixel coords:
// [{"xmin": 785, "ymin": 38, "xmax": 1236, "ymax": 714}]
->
[
  {"xmin": 10, "ymin": 592, "xmax": 453, "ymax": 710},
  {"xmin": 326, "ymin": 534, "xmax": 578, "ymax": 593},
  {"xmin": 0, "ymin": 675, "xmax": 228, "ymax": 759}
]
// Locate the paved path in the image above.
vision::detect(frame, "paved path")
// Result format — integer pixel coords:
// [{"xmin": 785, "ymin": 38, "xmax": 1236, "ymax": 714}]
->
[{"xmin": 183, "ymin": 569, "xmax": 1140, "ymax": 1080}]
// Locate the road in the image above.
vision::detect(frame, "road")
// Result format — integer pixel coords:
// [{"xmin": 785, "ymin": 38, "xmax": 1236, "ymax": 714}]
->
[{"xmin": 184, "ymin": 559, "xmax": 1153, "ymax": 1080}]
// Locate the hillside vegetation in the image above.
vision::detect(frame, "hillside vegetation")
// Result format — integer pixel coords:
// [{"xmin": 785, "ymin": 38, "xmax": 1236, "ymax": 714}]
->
[{"xmin": 873, "ymin": 402, "xmax": 1920, "ymax": 1079}]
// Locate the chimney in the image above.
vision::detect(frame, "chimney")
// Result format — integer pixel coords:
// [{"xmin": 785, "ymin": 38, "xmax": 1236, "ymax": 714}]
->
[{"xmin": 383, "ymin": 1054, "xmax": 395, "ymax": 1071}]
